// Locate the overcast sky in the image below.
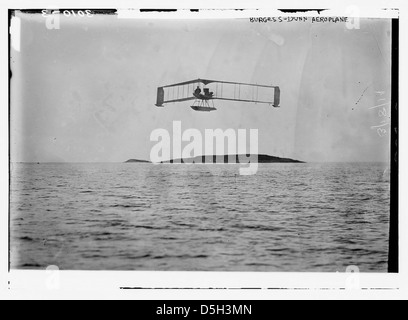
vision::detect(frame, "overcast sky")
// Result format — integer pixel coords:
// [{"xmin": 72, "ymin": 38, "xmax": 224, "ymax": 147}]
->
[{"xmin": 10, "ymin": 14, "xmax": 392, "ymax": 163}]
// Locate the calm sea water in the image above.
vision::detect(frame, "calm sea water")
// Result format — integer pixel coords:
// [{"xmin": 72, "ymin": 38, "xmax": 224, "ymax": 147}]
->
[{"xmin": 10, "ymin": 162, "xmax": 390, "ymax": 272}]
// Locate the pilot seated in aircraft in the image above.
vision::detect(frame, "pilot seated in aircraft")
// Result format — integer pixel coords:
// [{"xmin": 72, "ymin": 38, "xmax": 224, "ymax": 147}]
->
[
  {"xmin": 195, "ymin": 86, "xmax": 202, "ymax": 95},
  {"xmin": 203, "ymin": 88, "xmax": 214, "ymax": 98}
]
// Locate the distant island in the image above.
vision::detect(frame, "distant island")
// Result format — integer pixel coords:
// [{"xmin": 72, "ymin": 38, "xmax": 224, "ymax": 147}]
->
[
  {"xmin": 125, "ymin": 154, "xmax": 304, "ymax": 164},
  {"xmin": 125, "ymin": 159, "xmax": 151, "ymax": 163}
]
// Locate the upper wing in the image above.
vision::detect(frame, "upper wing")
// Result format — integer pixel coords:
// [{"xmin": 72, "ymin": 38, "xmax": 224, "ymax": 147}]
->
[
  {"xmin": 205, "ymin": 80, "xmax": 278, "ymax": 89},
  {"xmin": 162, "ymin": 79, "xmax": 214, "ymax": 88},
  {"xmin": 162, "ymin": 79, "xmax": 278, "ymax": 89}
]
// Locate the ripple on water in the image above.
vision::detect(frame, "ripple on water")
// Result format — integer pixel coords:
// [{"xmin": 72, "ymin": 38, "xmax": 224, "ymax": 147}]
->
[{"xmin": 10, "ymin": 163, "xmax": 391, "ymax": 272}]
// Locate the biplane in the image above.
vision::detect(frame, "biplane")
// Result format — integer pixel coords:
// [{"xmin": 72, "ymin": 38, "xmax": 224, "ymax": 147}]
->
[{"xmin": 155, "ymin": 79, "xmax": 280, "ymax": 112}]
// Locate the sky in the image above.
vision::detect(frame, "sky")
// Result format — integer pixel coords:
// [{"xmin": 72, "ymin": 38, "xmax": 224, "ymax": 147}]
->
[{"xmin": 10, "ymin": 13, "xmax": 392, "ymax": 163}]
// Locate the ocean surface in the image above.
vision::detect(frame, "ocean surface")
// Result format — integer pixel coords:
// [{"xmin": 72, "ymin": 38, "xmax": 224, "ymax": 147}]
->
[{"xmin": 10, "ymin": 162, "xmax": 391, "ymax": 272}]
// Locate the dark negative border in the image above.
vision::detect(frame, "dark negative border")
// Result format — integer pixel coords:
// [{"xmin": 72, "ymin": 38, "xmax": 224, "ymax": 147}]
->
[
  {"xmin": 388, "ymin": 18, "xmax": 399, "ymax": 273},
  {"xmin": 8, "ymin": 9, "xmax": 13, "ymax": 273}
]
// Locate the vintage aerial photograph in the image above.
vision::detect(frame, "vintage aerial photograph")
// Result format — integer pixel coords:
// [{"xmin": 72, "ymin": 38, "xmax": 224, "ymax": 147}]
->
[{"xmin": 10, "ymin": 10, "xmax": 393, "ymax": 272}]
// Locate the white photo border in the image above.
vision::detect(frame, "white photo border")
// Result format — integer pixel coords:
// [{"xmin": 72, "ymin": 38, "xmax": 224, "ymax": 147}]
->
[{"xmin": 1, "ymin": 0, "xmax": 407, "ymax": 300}]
